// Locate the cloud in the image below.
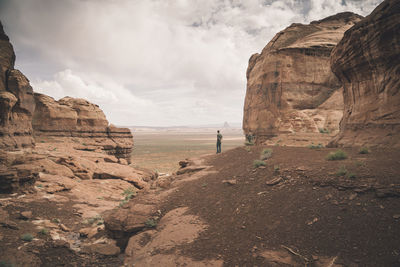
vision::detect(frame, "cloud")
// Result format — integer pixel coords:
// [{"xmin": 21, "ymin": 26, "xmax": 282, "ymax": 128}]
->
[{"xmin": 0, "ymin": 0, "xmax": 383, "ymax": 126}]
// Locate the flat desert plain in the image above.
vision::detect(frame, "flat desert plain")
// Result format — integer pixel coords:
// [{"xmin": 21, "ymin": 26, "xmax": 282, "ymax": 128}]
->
[{"xmin": 130, "ymin": 127, "xmax": 244, "ymax": 174}]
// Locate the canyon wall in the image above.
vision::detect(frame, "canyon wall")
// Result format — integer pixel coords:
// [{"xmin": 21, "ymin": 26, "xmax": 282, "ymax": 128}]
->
[
  {"xmin": 0, "ymin": 22, "xmax": 35, "ymax": 149},
  {"xmin": 243, "ymin": 12, "xmax": 363, "ymax": 143},
  {"xmin": 329, "ymin": 0, "xmax": 400, "ymax": 147},
  {"xmin": 0, "ymin": 20, "xmax": 137, "ymax": 193},
  {"xmin": 33, "ymin": 93, "xmax": 134, "ymax": 162}
]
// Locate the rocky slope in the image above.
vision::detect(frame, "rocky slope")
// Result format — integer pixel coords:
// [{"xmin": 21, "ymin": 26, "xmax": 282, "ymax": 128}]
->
[
  {"xmin": 33, "ymin": 93, "xmax": 134, "ymax": 162},
  {"xmin": 329, "ymin": 0, "xmax": 400, "ymax": 147},
  {"xmin": 243, "ymin": 12, "xmax": 363, "ymax": 144},
  {"xmin": 0, "ymin": 22, "xmax": 35, "ymax": 149}
]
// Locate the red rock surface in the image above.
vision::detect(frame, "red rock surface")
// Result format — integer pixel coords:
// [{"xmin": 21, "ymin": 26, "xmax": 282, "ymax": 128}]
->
[
  {"xmin": 33, "ymin": 93, "xmax": 134, "ymax": 162},
  {"xmin": 0, "ymin": 22, "xmax": 35, "ymax": 149},
  {"xmin": 243, "ymin": 12, "xmax": 362, "ymax": 144},
  {"xmin": 329, "ymin": 0, "xmax": 400, "ymax": 147}
]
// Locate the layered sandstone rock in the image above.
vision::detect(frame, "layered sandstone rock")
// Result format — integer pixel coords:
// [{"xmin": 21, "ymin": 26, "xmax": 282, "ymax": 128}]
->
[
  {"xmin": 0, "ymin": 22, "xmax": 35, "ymax": 149},
  {"xmin": 329, "ymin": 0, "xmax": 400, "ymax": 147},
  {"xmin": 243, "ymin": 12, "xmax": 363, "ymax": 143},
  {"xmin": 33, "ymin": 93, "xmax": 134, "ymax": 162}
]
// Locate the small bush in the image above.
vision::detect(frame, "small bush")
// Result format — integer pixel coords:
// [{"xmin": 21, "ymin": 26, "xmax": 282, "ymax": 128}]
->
[
  {"xmin": 87, "ymin": 215, "xmax": 103, "ymax": 225},
  {"xmin": 319, "ymin": 128, "xmax": 330, "ymax": 134},
  {"xmin": 21, "ymin": 233, "xmax": 34, "ymax": 242},
  {"xmin": 244, "ymin": 141, "xmax": 254, "ymax": 146},
  {"xmin": 359, "ymin": 147, "xmax": 369, "ymax": 154},
  {"xmin": 336, "ymin": 166, "xmax": 347, "ymax": 176},
  {"xmin": 253, "ymin": 160, "xmax": 266, "ymax": 168},
  {"xmin": 326, "ymin": 150, "xmax": 348, "ymax": 161},
  {"xmin": 245, "ymin": 146, "xmax": 251, "ymax": 152},
  {"xmin": 118, "ymin": 200, "xmax": 128, "ymax": 207},
  {"xmin": 51, "ymin": 218, "xmax": 60, "ymax": 224},
  {"xmin": 274, "ymin": 165, "xmax": 280, "ymax": 174},
  {"xmin": 122, "ymin": 187, "xmax": 137, "ymax": 201},
  {"xmin": 354, "ymin": 161, "xmax": 365, "ymax": 167},
  {"xmin": 38, "ymin": 228, "xmax": 49, "ymax": 235},
  {"xmin": 260, "ymin": 148, "xmax": 273, "ymax": 160},
  {"xmin": 308, "ymin": 143, "xmax": 323, "ymax": 149},
  {"xmin": 348, "ymin": 173, "xmax": 356, "ymax": 179},
  {"xmin": 145, "ymin": 218, "xmax": 157, "ymax": 228}
]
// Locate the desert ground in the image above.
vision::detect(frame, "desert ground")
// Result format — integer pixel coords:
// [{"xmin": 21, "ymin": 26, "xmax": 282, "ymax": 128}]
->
[
  {"xmin": 130, "ymin": 128, "xmax": 244, "ymax": 174},
  {"xmin": 1, "ymin": 140, "xmax": 399, "ymax": 266}
]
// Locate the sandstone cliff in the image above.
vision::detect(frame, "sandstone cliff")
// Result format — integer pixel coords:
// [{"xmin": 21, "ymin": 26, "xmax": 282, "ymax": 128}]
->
[
  {"xmin": 0, "ymin": 20, "xmax": 141, "ymax": 194},
  {"xmin": 33, "ymin": 93, "xmax": 133, "ymax": 162},
  {"xmin": 329, "ymin": 0, "xmax": 400, "ymax": 147},
  {"xmin": 0, "ymin": 22, "xmax": 35, "ymax": 149},
  {"xmin": 243, "ymin": 12, "xmax": 363, "ymax": 144}
]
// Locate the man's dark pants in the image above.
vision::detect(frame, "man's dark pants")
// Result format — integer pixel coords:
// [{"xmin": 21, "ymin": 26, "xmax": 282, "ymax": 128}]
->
[{"xmin": 217, "ymin": 141, "xmax": 221, "ymax": 153}]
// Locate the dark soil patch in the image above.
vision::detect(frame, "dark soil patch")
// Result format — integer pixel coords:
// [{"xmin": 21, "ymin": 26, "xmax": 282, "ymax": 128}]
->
[
  {"xmin": 0, "ymin": 196, "xmax": 122, "ymax": 266},
  {"xmin": 161, "ymin": 146, "xmax": 400, "ymax": 266}
]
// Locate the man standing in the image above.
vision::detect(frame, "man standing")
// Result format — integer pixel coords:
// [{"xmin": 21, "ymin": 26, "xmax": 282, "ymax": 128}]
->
[{"xmin": 216, "ymin": 130, "xmax": 223, "ymax": 153}]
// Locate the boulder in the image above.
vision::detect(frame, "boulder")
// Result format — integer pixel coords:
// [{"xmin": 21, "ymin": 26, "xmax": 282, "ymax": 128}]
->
[
  {"xmin": 83, "ymin": 243, "xmax": 120, "ymax": 256},
  {"xmin": 243, "ymin": 12, "xmax": 363, "ymax": 143},
  {"xmin": 329, "ymin": 0, "xmax": 400, "ymax": 147}
]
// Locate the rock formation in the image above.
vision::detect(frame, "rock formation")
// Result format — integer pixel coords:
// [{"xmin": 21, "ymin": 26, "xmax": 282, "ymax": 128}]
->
[
  {"xmin": 0, "ymin": 21, "xmax": 35, "ymax": 149},
  {"xmin": 329, "ymin": 0, "xmax": 400, "ymax": 147},
  {"xmin": 32, "ymin": 93, "xmax": 134, "ymax": 162},
  {"xmin": 0, "ymin": 19, "xmax": 146, "ymax": 195},
  {"xmin": 243, "ymin": 12, "xmax": 363, "ymax": 143}
]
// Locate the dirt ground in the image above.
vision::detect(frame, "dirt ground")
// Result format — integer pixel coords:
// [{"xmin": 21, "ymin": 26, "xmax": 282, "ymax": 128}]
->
[
  {"xmin": 160, "ymin": 146, "xmax": 400, "ymax": 266},
  {"xmin": 0, "ymin": 193, "xmax": 123, "ymax": 267},
  {"xmin": 1, "ymin": 145, "xmax": 400, "ymax": 266}
]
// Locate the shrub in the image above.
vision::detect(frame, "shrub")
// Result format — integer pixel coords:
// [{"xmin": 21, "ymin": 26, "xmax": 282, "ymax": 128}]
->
[
  {"xmin": 326, "ymin": 150, "xmax": 348, "ymax": 161},
  {"xmin": 38, "ymin": 228, "xmax": 49, "ymax": 235},
  {"xmin": 348, "ymin": 173, "xmax": 356, "ymax": 179},
  {"xmin": 354, "ymin": 161, "xmax": 365, "ymax": 167},
  {"xmin": 51, "ymin": 218, "xmax": 60, "ymax": 224},
  {"xmin": 253, "ymin": 160, "xmax": 266, "ymax": 168},
  {"xmin": 359, "ymin": 147, "xmax": 369, "ymax": 154},
  {"xmin": 274, "ymin": 165, "xmax": 280, "ymax": 174},
  {"xmin": 118, "ymin": 200, "xmax": 128, "ymax": 207},
  {"xmin": 319, "ymin": 128, "xmax": 330, "ymax": 134},
  {"xmin": 145, "ymin": 218, "xmax": 157, "ymax": 228},
  {"xmin": 260, "ymin": 148, "xmax": 273, "ymax": 160},
  {"xmin": 122, "ymin": 188, "xmax": 137, "ymax": 202},
  {"xmin": 244, "ymin": 141, "xmax": 254, "ymax": 146},
  {"xmin": 308, "ymin": 143, "xmax": 323, "ymax": 149},
  {"xmin": 21, "ymin": 233, "xmax": 33, "ymax": 242},
  {"xmin": 336, "ymin": 166, "xmax": 347, "ymax": 176},
  {"xmin": 87, "ymin": 215, "xmax": 103, "ymax": 225}
]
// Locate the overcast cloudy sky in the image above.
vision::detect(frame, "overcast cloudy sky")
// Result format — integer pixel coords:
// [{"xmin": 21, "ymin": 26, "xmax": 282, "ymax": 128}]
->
[{"xmin": 0, "ymin": 0, "xmax": 382, "ymax": 126}]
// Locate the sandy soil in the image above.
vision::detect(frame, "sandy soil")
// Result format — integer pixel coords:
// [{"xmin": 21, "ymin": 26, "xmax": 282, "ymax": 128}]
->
[{"xmin": 1, "ymin": 145, "xmax": 399, "ymax": 266}]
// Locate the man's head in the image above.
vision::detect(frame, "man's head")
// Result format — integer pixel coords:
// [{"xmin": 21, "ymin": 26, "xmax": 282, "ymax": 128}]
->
[{"xmin": 217, "ymin": 130, "xmax": 220, "ymax": 133}]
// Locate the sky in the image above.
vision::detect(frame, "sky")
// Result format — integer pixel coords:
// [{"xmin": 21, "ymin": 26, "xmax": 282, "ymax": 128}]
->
[{"xmin": 0, "ymin": 0, "xmax": 383, "ymax": 127}]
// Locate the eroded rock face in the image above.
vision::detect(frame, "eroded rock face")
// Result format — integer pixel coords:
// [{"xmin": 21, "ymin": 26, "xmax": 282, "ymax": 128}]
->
[
  {"xmin": 0, "ymin": 22, "xmax": 35, "ymax": 149},
  {"xmin": 33, "ymin": 93, "xmax": 134, "ymax": 162},
  {"xmin": 243, "ymin": 12, "xmax": 363, "ymax": 143},
  {"xmin": 329, "ymin": 0, "xmax": 400, "ymax": 147}
]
